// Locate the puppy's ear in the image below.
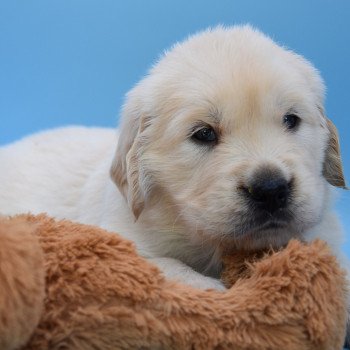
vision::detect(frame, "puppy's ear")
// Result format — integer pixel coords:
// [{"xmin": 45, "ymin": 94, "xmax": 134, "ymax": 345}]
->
[
  {"xmin": 110, "ymin": 115, "xmax": 149, "ymax": 219},
  {"xmin": 323, "ymin": 118, "xmax": 347, "ymax": 189}
]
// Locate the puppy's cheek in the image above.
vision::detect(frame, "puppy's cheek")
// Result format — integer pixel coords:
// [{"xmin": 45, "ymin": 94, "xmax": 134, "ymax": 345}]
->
[{"xmin": 290, "ymin": 170, "xmax": 327, "ymax": 227}]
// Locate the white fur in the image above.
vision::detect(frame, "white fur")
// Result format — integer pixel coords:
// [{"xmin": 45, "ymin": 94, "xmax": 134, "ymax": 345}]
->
[{"xmin": 0, "ymin": 26, "xmax": 348, "ymax": 296}]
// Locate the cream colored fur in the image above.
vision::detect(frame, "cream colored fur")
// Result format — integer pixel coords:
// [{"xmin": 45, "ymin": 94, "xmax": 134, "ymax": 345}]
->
[{"xmin": 0, "ymin": 26, "xmax": 348, "ymax": 295}]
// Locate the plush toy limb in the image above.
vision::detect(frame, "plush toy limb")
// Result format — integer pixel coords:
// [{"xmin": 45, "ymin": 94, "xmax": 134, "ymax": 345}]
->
[
  {"xmin": 0, "ymin": 217, "xmax": 45, "ymax": 350},
  {"xmin": 0, "ymin": 215, "xmax": 346, "ymax": 350},
  {"xmin": 221, "ymin": 248, "xmax": 271, "ymax": 287}
]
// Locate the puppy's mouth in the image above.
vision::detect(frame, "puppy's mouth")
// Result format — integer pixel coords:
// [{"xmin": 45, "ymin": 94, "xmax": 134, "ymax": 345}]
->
[
  {"xmin": 231, "ymin": 208, "xmax": 295, "ymax": 240},
  {"xmin": 258, "ymin": 219, "xmax": 288, "ymax": 230},
  {"xmin": 253, "ymin": 209, "xmax": 293, "ymax": 228}
]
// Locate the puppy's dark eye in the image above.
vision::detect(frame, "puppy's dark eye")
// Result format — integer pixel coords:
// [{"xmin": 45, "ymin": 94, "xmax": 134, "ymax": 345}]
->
[
  {"xmin": 192, "ymin": 127, "xmax": 217, "ymax": 144},
  {"xmin": 283, "ymin": 114, "xmax": 300, "ymax": 130}
]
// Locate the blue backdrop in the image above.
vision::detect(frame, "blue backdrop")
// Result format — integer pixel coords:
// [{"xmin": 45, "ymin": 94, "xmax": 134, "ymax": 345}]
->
[{"xmin": 1, "ymin": 0, "xmax": 349, "ymax": 254}]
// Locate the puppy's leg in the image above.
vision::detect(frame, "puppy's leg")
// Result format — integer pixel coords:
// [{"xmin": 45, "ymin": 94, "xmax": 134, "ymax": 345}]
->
[{"xmin": 149, "ymin": 257, "xmax": 226, "ymax": 291}]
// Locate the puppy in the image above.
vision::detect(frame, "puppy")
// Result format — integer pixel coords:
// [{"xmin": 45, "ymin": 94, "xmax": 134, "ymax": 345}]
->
[{"xmin": 0, "ymin": 26, "xmax": 347, "ymax": 294}]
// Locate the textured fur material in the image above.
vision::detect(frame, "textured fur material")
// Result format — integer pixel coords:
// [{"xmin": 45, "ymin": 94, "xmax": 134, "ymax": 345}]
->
[{"xmin": 0, "ymin": 214, "xmax": 346, "ymax": 350}]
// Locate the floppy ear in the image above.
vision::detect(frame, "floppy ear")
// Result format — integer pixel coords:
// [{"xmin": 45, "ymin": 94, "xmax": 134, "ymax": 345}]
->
[
  {"xmin": 323, "ymin": 118, "xmax": 347, "ymax": 189},
  {"xmin": 110, "ymin": 115, "xmax": 149, "ymax": 219}
]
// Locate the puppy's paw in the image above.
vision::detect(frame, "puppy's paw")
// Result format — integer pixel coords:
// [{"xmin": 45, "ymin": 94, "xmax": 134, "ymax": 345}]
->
[{"xmin": 187, "ymin": 275, "xmax": 227, "ymax": 291}]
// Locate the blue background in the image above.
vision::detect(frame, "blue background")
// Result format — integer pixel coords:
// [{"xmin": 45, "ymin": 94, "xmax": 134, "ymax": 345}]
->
[{"xmin": 1, "ymin": 1, "xmax": 349, "ymax": 254}]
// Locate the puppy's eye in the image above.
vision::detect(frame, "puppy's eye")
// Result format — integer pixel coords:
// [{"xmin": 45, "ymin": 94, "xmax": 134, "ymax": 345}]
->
[
  {"xmin": 283, "ymin": 114, "xmax": 300, "ymax": 130},
  {"xmin": 192, "ymin": 127, "xmax": 217, "ymax": 144}
]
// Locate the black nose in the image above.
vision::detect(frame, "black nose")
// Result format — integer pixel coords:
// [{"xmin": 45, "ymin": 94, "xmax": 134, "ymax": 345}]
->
[{"xmin": 245, "ymin": 174, "xmax": 291, "ymax": 213}]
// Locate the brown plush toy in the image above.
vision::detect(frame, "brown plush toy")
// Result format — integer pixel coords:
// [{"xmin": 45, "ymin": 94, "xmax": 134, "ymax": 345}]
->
[{"xmin": 0, "ymin": 214, "xmax": 347, "ymax": 350}]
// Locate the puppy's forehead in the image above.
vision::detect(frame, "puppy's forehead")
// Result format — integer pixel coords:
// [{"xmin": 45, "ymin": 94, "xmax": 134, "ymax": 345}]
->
[{"xmin": 148, "ymin": 26, "xmax": 324, "ymax": 124}]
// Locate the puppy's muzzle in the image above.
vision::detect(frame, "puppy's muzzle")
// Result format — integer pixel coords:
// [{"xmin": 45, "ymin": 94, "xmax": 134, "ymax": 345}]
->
[{"xmin": 243, "ymin": 167, "xmax": 292, "ymax": 214}]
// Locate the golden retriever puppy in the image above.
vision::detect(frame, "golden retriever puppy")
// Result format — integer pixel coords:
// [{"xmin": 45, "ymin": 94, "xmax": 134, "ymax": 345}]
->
[
  {"xmin": 0, "ymin": 26, "xmax": 347, "ymax": 296},
  {"xmin": 112, "ymin": 24, "xmax": 347, "ymax": 269}
]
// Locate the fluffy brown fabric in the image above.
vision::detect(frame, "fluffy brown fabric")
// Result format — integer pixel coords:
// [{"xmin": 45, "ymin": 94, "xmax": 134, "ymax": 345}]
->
[
  {"xmin": 0, "ymin": 218, "xmax": 45, "ymax": 350},
  {"xmin": 0, "ymin": 214, "xmax": 347, "ymax": 350}
]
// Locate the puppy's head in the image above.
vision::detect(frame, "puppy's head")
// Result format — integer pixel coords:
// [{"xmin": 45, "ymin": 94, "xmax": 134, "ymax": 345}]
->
[{"xmin": 111, "ymin": 26, "xmax": 346, "ymax": 250}]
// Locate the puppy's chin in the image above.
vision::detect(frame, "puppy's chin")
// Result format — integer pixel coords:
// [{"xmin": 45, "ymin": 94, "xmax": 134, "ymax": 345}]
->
[
  {"xmin": 223, "ymin": 212, "xmax": 307, "ymax": 250},
  {"xmin": 228, "ymin": 210, "xmax": 300, "ymax": 250},
  {"xmin": 229, "ymin": 225, "xmax": 301, "ymax": 251},
  {"xmin": 184, "ymin": 216, "xmax": 302, "ymax": 252}
]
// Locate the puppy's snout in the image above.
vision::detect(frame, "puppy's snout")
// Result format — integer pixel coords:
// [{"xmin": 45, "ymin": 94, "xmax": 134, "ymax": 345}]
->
[{"xmin": 244, "ymin": 168, "xmax": 292, "ymax": 213}]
